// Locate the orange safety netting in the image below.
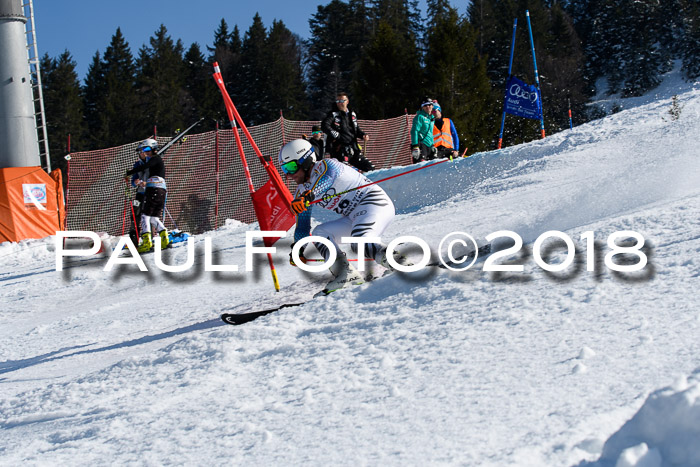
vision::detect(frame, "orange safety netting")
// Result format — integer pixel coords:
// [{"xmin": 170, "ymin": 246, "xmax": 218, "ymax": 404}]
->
[{"xmin": 65, "ymin": 115, "xmax": 415, "ymax": 236}]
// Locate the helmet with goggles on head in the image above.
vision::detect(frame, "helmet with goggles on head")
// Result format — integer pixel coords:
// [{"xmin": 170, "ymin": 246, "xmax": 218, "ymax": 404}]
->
[
  {"xmin": 136, "ymin": 138, "xmax": 158, "ymax": 154},
  {"xmin": 278, "ymin": 139, "xmax": 317, "ymax": 175}
]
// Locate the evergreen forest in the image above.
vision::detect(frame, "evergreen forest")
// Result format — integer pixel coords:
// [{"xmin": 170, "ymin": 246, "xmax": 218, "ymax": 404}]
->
[{"xmin": 39, "ymin": 0, "xmax": 700, "ymax": 176}]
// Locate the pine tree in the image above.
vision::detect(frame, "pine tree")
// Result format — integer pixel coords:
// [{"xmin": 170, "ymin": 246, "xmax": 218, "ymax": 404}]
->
[
  {"xmin": 264, "ymin": 21, "xmax": 309, "ymax": 120},
  {"xmin": 208, "ymin": 18, "xmax": 232, "ymax": 82},
  {"xmin": 203, "ymin": 20, "xmax": 243, "ymax": 128},
  {"xmin": 657, "ymin": 0, "xmax": 684, "ymax": 71},
  {"xmin": 353, "ymin": 21, "xmax": 411, "ymax": 118},
  {"xmin": 210, "ymin": 18, "xmax": 231, "ymax": 54},
  {"xmin": 424, "ymin": 0, "xmax": 466, "ymax": 108},
  {"xmin": 467, "ymin": 0, "xmax": 519, "ymax": 85},
  {"xmin": 82, "ymin": 51, "xmax": 106, "ymax": 149},
  {"xmin": 239, "ymin": 14, "xmax": 270, "ymax": 124},
  {"xmin": 135, "ymin": 25, "xmax": 186, "ymax": 135},
  {"xmin": 208, "ymin": 20, "xmax": 242, "ymax": 92},
  {"xmin": 681, "ymin": 0, "xmax": 700, "ymax": 79},
  {"xmin": 563, "ymin": 0, "xmax": 627, "ymax": 95},
  {"xmin": 307, "ymin": 0, "xmax": 371, "ymax": 118},
  {"xmin": 228, "ymin": 24, "xmax": 243, "ymax": 97},
  {"xmin": 579, "ymin": 0, "xmax": 669, "ymax": 96},
  {"xmin": 618, "ymin": 0, "xmax": 663, "ymax": 96},
  {"xmin": 183, "ymin": 43, "xmax": 219, "ymax": 131},
  {"xmin": 371, "ymin": 0, "xmax": 423, "ymax": 40},
  {"xmin": 84, "ymin": 28, "xmax": 138, "ymax": 148},
  {"xmin": 539, "ymin": 3, "xmax": 588, "ymax": 130},
  {"xmin": 40, "ymin": 51, "xmax": 86, "ymax": 175},
  {"xmin": 353, "ymin": 0, "xmax": 423, "ymax": 118}
]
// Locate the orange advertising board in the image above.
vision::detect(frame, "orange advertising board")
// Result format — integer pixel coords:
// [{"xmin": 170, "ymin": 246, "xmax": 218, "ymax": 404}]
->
[{"xmin": 0, "ymin": 167, "xmax": 64, "ymax": 243}]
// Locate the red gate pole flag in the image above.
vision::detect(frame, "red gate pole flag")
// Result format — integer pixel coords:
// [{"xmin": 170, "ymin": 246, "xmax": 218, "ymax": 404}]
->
[{"xmin": 212, "ymin": 62, "xmax": 296, "ymax": 292}]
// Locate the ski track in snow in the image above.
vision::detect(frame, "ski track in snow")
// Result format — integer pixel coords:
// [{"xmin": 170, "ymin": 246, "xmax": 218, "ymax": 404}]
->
[{"xmin": 1, "ymin": 69, "xmax": 700, "ymax": 466}]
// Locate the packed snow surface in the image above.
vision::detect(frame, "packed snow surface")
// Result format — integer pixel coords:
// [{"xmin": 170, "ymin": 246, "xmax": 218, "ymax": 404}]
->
[{"xmin": 2, "ymin": 70, "xmax": 700, "ymax": 466}]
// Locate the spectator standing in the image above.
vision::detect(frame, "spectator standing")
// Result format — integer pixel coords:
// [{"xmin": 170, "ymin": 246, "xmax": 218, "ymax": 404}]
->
[
  {"xmin": 432, "ymin": 101, "xmax": 459, "ymax": 159},
  {"xmin": 321, "ymin": 92, "xmax": 375, "ymax": 172},
  {"xmin": 303, "ymin": 124, "xmax": 325, "ymax": 159},
  {"xmin": 410, "ymin": 98, "xmax": 437, "ymax": 163}
]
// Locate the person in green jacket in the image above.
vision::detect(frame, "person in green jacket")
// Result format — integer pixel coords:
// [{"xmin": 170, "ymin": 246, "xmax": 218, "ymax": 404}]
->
[{"xmin": 410, "ymin": 97, "xmax": 437, "ymax": 163}]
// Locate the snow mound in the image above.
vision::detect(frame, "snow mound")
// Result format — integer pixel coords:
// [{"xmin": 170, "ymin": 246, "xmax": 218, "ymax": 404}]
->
[
  {"xmin": 596, "ymin": 369, "xmax": 700, "ymax": 467},
  {"xmin": 0, "ymin": 236, "xmax": 55, "ymax": 266}
]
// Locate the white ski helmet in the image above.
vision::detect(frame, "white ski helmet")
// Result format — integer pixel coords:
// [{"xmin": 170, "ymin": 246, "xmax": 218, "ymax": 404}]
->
[
  {"xmin": 278, "ymin": 139, "xmax": 316, "ymax": 175},
  {"xmin": 137, "ymin": 138, "xmax": 158, "ymax": 153}
]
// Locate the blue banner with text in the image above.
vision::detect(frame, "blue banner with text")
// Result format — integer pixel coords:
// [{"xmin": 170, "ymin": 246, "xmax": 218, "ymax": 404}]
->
[{"xmin": 504, "ymin": 76, "xmax": 542, "ymax": 120}]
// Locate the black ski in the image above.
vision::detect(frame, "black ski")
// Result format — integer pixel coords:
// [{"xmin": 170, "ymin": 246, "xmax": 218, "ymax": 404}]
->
[
  {"xmin": 221, "ymin": 243, "xmax": 493, "ymax": 326},
  {"xmin": 221, "ymin": 302, "xmax": 307, "ymax": 325}
]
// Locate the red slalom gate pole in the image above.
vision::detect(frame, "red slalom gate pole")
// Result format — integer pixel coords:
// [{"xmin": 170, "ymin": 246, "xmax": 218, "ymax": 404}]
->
[{"xmin": 213, "ymin": 62, "xmax": 282, "ymax": 292}]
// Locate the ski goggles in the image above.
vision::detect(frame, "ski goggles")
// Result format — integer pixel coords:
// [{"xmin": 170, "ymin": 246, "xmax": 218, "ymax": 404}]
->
[
  {"xmin": 281, "ymin": 150, "xmax": 313, "ymax": 175},
  {"xmin": 281, "ymin": 160, "xmax": 301, "ymax": 175}
]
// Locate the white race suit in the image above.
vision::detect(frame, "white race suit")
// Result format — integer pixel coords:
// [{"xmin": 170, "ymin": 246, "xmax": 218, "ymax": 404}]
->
[{"xmin": 293, "ymin": 158, "xmax": 395, "ymax": 263}]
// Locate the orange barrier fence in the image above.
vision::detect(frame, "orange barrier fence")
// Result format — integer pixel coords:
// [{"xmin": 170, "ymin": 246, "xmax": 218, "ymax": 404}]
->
[{"xmin": 65, "ymin": 115, "xmax": 415, "ymax": 235}]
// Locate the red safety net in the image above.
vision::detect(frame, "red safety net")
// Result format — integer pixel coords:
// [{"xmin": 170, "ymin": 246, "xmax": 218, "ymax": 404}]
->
[{"xmin": 65, "ymin": 115, "xmax": 416, "ymax": 236}]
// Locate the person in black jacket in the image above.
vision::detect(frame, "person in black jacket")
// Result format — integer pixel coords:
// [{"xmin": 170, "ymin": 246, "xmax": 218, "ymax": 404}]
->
[
  {"xmin": 303, "ymin": 124, "xmax": 325, "ymax": 159},
  {"xmin": 321, "ymin": 92, "xmax": 375, "ymax": 172},
  {"xmin": 124, "ymin": 138, "xmax": 169, "ymax": 252}
]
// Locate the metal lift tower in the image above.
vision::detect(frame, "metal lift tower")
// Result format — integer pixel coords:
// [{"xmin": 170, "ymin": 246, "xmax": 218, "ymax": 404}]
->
[
  {"xmin": 0, "ymin": 0, "xmax": 63, "ymax": 243},
  {"xmin": 0, "ymin": 0, "xmax": 41, "ymax": 169}
]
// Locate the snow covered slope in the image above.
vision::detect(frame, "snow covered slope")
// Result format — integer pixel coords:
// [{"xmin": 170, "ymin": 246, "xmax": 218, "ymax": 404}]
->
[{"xmin": 1, "ymin": 73, "xmax": 700, "ymax": 466}]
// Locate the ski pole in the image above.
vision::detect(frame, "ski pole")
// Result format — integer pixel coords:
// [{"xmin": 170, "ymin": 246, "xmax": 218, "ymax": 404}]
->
[
  {"xmin": 164, "ymin": 206, "xmax": 179, "ymax": 231},
  {"xmin": 308, "ymin": 157, "xmax": 452, "ymax": 207},
  {"xmin": 130, "ymin": 200, "xmax": 140, "ymax": 239},
  {"xmin": 121, "ymin": 179, "xmax": 132, "ymax": 236},
  {"xmin": 121, "ymin": 199, "xmax": 129, "ymax": 236}
]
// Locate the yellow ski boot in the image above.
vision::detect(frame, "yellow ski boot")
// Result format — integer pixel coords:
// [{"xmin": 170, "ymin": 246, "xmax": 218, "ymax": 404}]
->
[
  {"xmin": 137, "ymin": 232, "xmax": 153, "ymax": 253},
  {"xmin": 159, "ymin": 229, "xmax": 170, "ymax": 249}
]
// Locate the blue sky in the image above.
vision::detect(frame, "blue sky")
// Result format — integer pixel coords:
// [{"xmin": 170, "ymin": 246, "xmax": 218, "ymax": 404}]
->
[{"xmin": 33, "ymin": 0, "xmax": 432, "ymax": 82}]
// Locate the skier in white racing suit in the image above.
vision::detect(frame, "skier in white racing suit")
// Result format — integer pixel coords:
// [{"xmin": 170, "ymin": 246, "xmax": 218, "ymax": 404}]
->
[{"xmin": 279, "ymin": 139, "xmax": 407, "ymax": 294}]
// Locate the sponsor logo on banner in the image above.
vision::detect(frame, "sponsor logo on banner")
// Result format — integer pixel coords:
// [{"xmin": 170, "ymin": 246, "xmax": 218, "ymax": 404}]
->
[
  {"xmin": 264, "ymin": 185, "xmax": 282, "ymax": 225},
  {"xmin": 251, "ymin": 180, "xmax": 295, "ymax": 246},
  {"xmin": 504, "ymin": 76, "xmax": 542, "ymax": 120},
  {"xmin": 23, "ymin": 184, "xmax": 48, "ymax": 209}
]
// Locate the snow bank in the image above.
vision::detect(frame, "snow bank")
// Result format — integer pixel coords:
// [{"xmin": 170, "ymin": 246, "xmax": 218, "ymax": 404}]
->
[
  {"xmin": 597, "ymin": 369, "xmax": 700, "ymax": 467},
  {"xmin": 0, "ymin": 236, "xmax": 55, "ymax": 266}
]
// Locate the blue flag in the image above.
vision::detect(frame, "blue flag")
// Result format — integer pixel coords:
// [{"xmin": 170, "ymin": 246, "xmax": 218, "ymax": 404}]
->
[{"xmin": 504, "ymin": 76, "xmax": 542, "ymax": 120}]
